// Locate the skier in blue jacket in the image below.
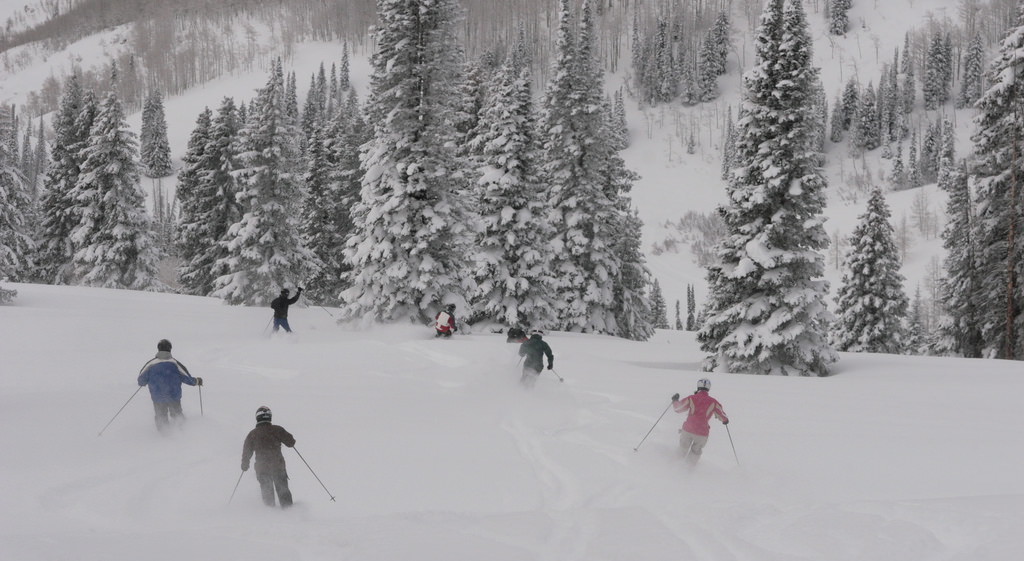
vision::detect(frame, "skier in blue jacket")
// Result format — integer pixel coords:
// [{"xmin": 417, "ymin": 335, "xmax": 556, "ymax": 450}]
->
[{"xmin": 137, "ymin": 339, "xmax": 202, "ymax": 432}]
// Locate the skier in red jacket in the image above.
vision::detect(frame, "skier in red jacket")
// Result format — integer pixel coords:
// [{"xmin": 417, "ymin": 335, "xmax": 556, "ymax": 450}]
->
[
  {"xmin": 434, "ymin": 303, "xmax": 458, "ymax": 337},
  {"xmin": 672, "ymin": 378, "xmax": 729, "ymax": 466}
]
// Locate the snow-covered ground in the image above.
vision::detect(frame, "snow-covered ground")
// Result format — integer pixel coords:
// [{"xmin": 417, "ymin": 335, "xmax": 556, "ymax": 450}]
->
[{"xmin": 2, "ymin": 283, "xmax": 1023, "ymax": 561}]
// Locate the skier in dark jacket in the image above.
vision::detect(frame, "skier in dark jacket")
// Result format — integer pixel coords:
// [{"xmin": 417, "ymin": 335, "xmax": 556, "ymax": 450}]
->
[
  {"xmin": 518, "ymin": 329, "xmax": 554, "ymax": 387},
  {"xmin": 270, "ymin": 287, "xmax": 302, "ymax": 333},
  {"xmin": 241, "ymin": 406, "xmax": 296, "ymax": 508},
  {"xmin": 137, "ymin": 339, "xmax": 202, "ymax": 433}
]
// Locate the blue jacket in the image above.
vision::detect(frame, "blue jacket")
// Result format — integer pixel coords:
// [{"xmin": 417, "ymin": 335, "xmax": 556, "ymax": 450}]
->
[{"xmin": 138, "ymin": 351, "xmax": 197, "ymax": 403}]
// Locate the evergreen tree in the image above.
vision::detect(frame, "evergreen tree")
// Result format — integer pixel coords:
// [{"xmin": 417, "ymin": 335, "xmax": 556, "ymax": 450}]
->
[
  {"xmin": 907, "ymin": 130, "xmax": 922, "ymax": 188},
  {"xmin": 853, "ymin": 81, "xmax": 881, "ymax": 151},
  {"xmin": 470, "ymin": 52, "xmax": 559, "ymax": 328},
  {"xmin": 840, "ymin": 78, "xmax": 859, "ymax": 131},
  {"xmin": 709, "ymin": 11, "xmax": 731, "ymax": 76},
  {"xmin": 686, "ymin": 284, "xmax": 696, "ymax": 331},
  {"xmin": 958, "ymin": 32, "xmax": 985, "ymax": 108},
  {"xmin": 828, "ymin": 0, "xmax": 851, "ymax": 36},
  {"xmin": 70, "ymin": 92, "xmax": 163, "ymax": 290},
  {"xmin": 697, "ymin": 36, "xmax": 720, "ymax": 102},
  {"xmin": 341, "ymin": 0, "xmax": 474, "ymax": 323},
  {"xmin": 721, "ymin": 107, "xmax": 735, "ymax": 179},
  {"xmin": 935, "ymin": 157, "xmax": 982, "ymax": 357},
  {"xmin": 37, "ymin": 77, "xmax": 96, "ymax": 284},
  {"xmin": 613, "ymin": 206, "xmax": 655, "ymax": 340},
  {"xmin": 923, "ymin": 31, "xmax": 950, "ymax": 110},
  {"xmin": 0, "ymin": 112, "xmax": 34, "ymax": 284},
  {"xmin": 829, "ymin": 92, "xmax": 844, "ymax": 143},
  {"xmin": 175, "ymin": 107, "xmax": 217, "ymax": 295},
  {"xmin": 140, "ymin": 90, "xmax": 172, "ymax": 177},
  {"xmin": 697, "ymin": 0, "xmax": 835, "ymax": 376},
  {"xmin": 540, "ymin": 0, "xmax": 640, "ymax": 336},
  {"xmin": 831, "ymin": 189, "xmax": 909, "ymax": 353},
  {"xmin": 891, "ymin": 142, "xmax": 905, "ymax": 189},
  {"xmin": 214, "ymin": 63, "xmax": 318, "ymax": 305},
  {"xmin": 651, "ymin": 280, "xmax": 667, "ymax": 329},
  {"xmin": 967, "ymin": 8, "xmax": 1024, "ymax": 358},
  {"xmin": 675, "ymin": 299, "xmax": 683, "ymax": 330}
]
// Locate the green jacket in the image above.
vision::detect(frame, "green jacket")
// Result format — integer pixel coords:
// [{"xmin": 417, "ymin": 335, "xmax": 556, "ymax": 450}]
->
[{"xmin": 518, "ymin": 335, "xmax": 553, "ymax": 372}]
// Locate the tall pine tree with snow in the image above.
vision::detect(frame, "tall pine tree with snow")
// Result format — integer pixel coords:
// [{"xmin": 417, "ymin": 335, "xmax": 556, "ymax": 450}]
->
[
  {"xmin": 650, "ymin": 279, "xmax": 669, "ymax": 329},
  {"xmin": 140, "ymin": 90, "xmax": 172, "ymax": 178},
  {"xmin": 69, "ymin": 92, "xmax": 164, "ymax": 290},
  {"xmin": 966, "ymin": 7, "xmax": 1024, "ymax": 359},
  {"xmin": 686, "ymin": 284, "xmax": 697, "ymax": 331},
  {"xmin": 0, "ymin": 110, "xmax": 35, "ymax": 290},
  {"xmin": 36, "ymin": 76, "xmax": 96, "ymax": 284},
  {"xmin": 341, "ymin": 0, "xmax": 475, "ymax": 323},
  {"xmin": 934, "ymin": 157, "xmax": 982, "ymax": 357},
  {"xmin": 697, "ymin": 0, "xmax": 835, "ymax": 376},
  {"xmin": 214, "ymin": 62, "xmax": 319, "ymax": 305},
  {"xmin": 469, "ymin": 49, "xmax": 559, "ymax": 329},
  {"xmin": 958, "ymin": 32, "xmax": 986, "ymax": 109},
  {"xmin": 831, "ymin": 189, "xmax": 909, "ymax": 353},
  {"xmin": 613, "ymin": 206, "xmax": 655, "ymax": 341},
  {"xmin": 540, "ymin": 0, "xmax": 645, "ymax": 336},
  {"xmin": 828, "ymin": 0, "xmax": 851, "ymax": 36}
]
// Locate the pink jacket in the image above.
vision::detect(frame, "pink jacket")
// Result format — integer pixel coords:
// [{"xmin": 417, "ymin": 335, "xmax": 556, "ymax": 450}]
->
[{"xmin": 673, "ymin": 391, "xmax": 728, "ymax": 437}]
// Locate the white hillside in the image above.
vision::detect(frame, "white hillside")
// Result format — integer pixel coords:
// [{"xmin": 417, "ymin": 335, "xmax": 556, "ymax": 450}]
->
[{"xmin": 2, "ymin": 282, "xmax": 1024, "ymax": 560}]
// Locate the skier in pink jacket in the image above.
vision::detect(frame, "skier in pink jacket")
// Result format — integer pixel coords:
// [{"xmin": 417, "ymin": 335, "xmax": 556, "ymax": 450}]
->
[{"xmin": 672, "ymin": 377, "xmax": 729, "ymax": 465}]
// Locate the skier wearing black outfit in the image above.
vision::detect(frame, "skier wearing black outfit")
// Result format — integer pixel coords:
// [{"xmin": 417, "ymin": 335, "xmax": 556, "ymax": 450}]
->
[
  {"xmin": 270, "ymin": 287, "xmax": 302, "ymax": 333},
  {"xmin": 241, "ymin": 406, "xmax": 296, "ymax": 508},
  {"xmin": 518, "ymin": 330, "xmax": 554, "ymax": 387}
]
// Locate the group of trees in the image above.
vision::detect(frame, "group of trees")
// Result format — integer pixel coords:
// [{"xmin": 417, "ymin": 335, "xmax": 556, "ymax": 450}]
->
[
  {"xmin": 342, "ymin": 0, "xmax": 652, "ymax": 339},
  {"xmin": 631, "ymin": 8, "xmax": 731, "ymax": 105}
]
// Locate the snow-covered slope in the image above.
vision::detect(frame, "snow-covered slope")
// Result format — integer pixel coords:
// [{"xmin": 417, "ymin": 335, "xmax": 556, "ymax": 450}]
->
[{"xmin": 2, "ymin": 283, "xmax": 1023, "ymax": 560}]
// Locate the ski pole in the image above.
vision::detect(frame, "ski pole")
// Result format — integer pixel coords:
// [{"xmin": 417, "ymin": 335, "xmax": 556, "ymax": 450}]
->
[
  {"xmin": 262, "ymin": 317, "xmax": 273, "ymax": 336},
  {"xmin": 98, "ymin": 386, "xmax": 144, "ymax": 437},
  {"xmin": 317, "ymin": 305, "xmax": 334, "ymax": 317},
  {"xmin": 198, "ymin": 383, "xmax": 204, "ymax": 416},
  {"xmin": 633, "ymin": 401, "xmax": 673, "ymax": 451},
  {"xmin": 228, "ymin": 470, "xmax": 245, "ymax": 504},
  {"xmin": 725, "ymin": 424, "xmax": 740, "ymax": 466},
  {"xmin": 293, "ymin": 447, "xmax": 336, "ymax": 502},
  {"xmin": 549, "ymin": 368, "xmax": 564, "ymax": 383}
]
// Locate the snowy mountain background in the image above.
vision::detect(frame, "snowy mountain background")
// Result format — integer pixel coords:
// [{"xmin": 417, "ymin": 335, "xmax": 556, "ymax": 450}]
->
[{"xmin": 2, "ymin": 0, "xmax": 1024, "ymax": 559}]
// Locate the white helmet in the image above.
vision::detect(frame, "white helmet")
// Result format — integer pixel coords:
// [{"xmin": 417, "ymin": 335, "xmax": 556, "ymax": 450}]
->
[{"xmin": 697, "ymin": 378, "xmax": 711, "ymax": 391}]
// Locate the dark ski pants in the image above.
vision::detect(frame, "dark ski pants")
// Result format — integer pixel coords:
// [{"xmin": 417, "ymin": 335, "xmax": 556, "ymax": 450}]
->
[
  {"xmin": 257, "ymin": 471, "xmax": 293, "ymax": 508},
  {"xmin": 152, "ymin": 400, "xmax": 184, "ymax": 432},
  {"xmin": 273, "ymin": 318, "xmax": 293, "ymax": 333},
  {"xmin": 520, "ymin": 367, "xmax": 540, "ymax": 388}
]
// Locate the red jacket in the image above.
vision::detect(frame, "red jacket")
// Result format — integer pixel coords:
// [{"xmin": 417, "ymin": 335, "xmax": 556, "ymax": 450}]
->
[
  {"xmin": 434, "ymin": 311, "xmax": 456, "ymax": 333},
  {"xmin": 673, "ymin": 390, "xmax": 728, "ymax": 437}
]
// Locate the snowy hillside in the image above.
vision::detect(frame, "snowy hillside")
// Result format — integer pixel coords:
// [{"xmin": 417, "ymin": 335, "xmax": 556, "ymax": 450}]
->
[{"xmin": 2, "ymin": 283, "xmax": 1024, "ymax": 560}]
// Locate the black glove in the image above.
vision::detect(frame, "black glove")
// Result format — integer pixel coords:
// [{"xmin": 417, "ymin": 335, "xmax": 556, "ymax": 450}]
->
[
  {"xmin": 547, "ymin": 364, "xmax": 553, "ymax": 370},
  {"xmin": 672, "ymin": 393, "xmax": 680, "ymax": 401},
  {"xmin": 241, "ymin": 463, "xmax": 249, "ymax": 472},
  {"xmin": 195, "ymin": 377, "xmax": 203, "ymax": 386},
  {"xmin": 298, "ymin": 287, "xmax": 304, "ymax": 292},
  {"xmin": 722, "ymin": 419, "xmax": 729, "ymax": 425}
]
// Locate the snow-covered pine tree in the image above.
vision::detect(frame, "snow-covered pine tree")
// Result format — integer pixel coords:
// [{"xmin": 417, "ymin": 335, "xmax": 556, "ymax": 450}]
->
[
  {"xmin": 697, "ymin": 0, "xmax": 836, "ymax": 376},
  {"xmin": 709, "ymin": 11, "xmax": 731, "ymax": 77},
  {"xmin": 140, "ymin": 90, "xmax": 172, "ymax": 178},
  {"xmin": 540, "ymin": 0, "xmax": 638, "ymax": 335},
  {"xmin": 613, "ymin": 206, "xmax": 655, "ymax": 341},
  {"xmin": 341, "ymin": 0, "xmax": 475, "ymax": 323},
  {"xmin": 175, "ymin": 107, "xmax": 216, "ymax": 295},
  {"xmin": 70, "ymin": 92, "xmax": 164, "ymax": 290},
  {"xmin": 967, "ymin": 7, "xmax": 1024, "ymax": 359},
  {"xmin": 828, "ymin": 0, "xmax": 850, "ymax": 36},
  {"xmin": 686, "ymin": 284, "xmax": 696, "ymax": 331},
  {"xmin": 469, "ymin": 50, "xmax": 559, "ymax": 329},
  {"xmin": 0, "ymin": 111, "xmax": 34, "ymax": 286},
  {"xmin": 36, "ymin": 76, "xmax": 95, "ymax": 284},
  {"xmin": 958, "ymin": 32, "xmax": 985, "ymax": 108},
  {"xmin": 697, "ymin": 36, "xmax": 720, "ymax": 102},
  {"xmin": 907, "ymin": 130, "xmax": 922, "ymax": 188},
  {"xmin": 891, "ymin": 142, "xmax": 905, "ymax": 189},
  {"xmin": 854, "ymin": 81, "xmax": 881, "ymax": 151},
  {"xmin": 721, "ymin": 107, "xmax": 735, "ymax": 179},
  {"xmin": 831, "ymin": 189, "xmax": 909, "ymax": 353},
  {"xmin": 214, "ymin": 62, "xmax": 319, "ymax": 305},
  {"xmin": 840, "ymin": 78, "xmax": 859, "ymax": 131},
  {"xmin": 923, "ymin": 31, "xmax": 949, "ymax": 110},
  {"xmin": 611, "ymin": 90, "xmax": 629, "ymax": 150},
  {"xmin": 935, "ymin": 157, "xmax": 982, "ymax": 357},
  {"xmin": 650, "ymin": 279, "xmax": 669, "ymax": 329},
  {"xmin": 829, "ymin": 92, "xmax": 844, "ymax": 143},
  {"xmin": 674, "ymin": 299, "xmax": 682, "ymax": 330}
]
